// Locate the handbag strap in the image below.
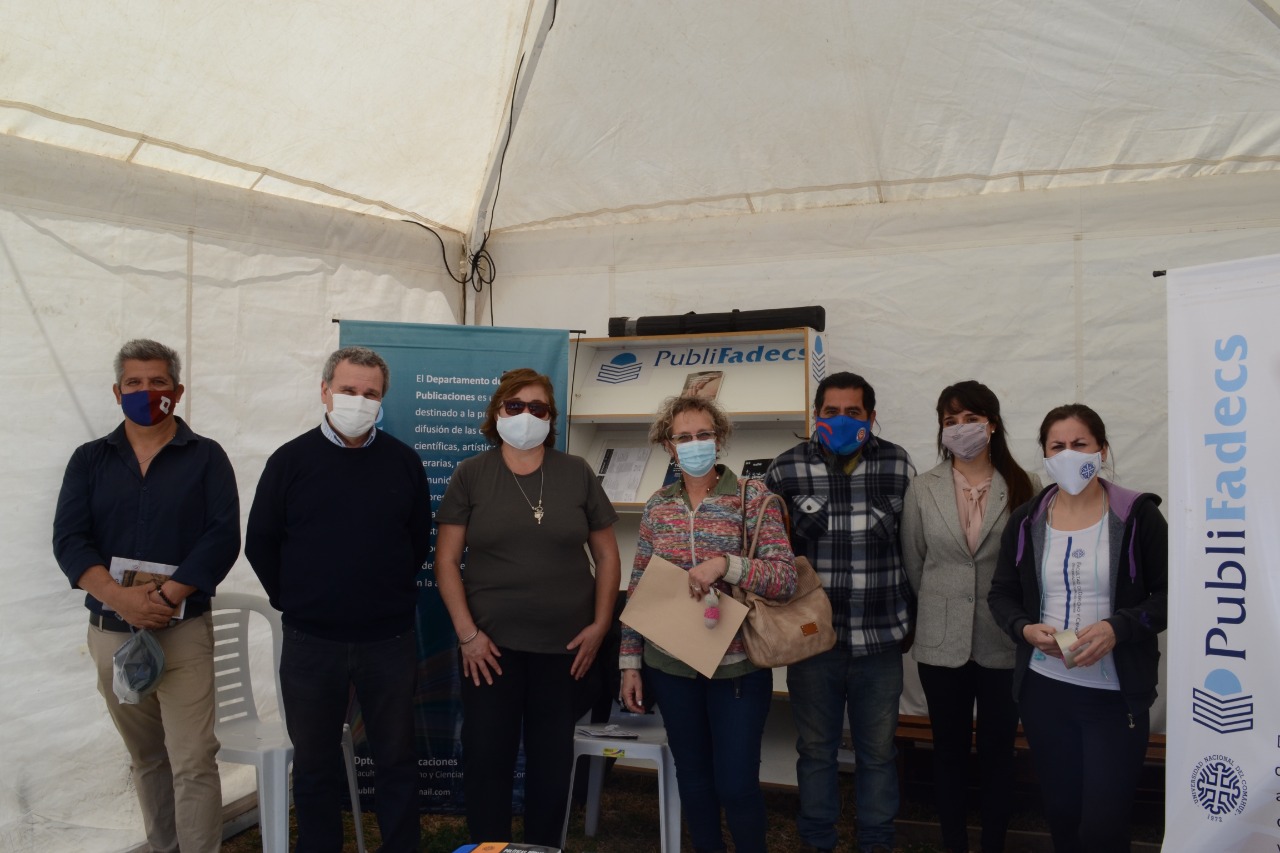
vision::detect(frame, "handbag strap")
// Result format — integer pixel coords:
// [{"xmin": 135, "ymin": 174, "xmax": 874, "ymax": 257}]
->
[{"xmin": 739, "ymin": 479, "xmax": 786, "ymax": 560}]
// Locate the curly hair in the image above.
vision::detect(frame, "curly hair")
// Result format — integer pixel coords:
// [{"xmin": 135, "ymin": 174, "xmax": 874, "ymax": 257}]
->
[{"xmin": 647, "ymin": 395, "xmax": 733, "ymax": 446}]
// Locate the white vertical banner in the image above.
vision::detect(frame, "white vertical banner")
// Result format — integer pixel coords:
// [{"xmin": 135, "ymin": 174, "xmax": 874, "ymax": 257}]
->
[{"xmin": 1165, "ymin": 254, "xmax": 1280, "ymax": 851}]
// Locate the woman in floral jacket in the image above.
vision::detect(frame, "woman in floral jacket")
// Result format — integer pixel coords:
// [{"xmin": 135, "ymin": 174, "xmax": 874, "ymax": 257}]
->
[{"xmin": 621, "ymin": 394, "xmax": 796, "ymax": 853}]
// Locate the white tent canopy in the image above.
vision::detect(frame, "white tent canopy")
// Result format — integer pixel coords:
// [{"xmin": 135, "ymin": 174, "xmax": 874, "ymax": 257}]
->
[{"xmin": 4, "ymin": 1, "xmax": 1280, "ymax": 850}]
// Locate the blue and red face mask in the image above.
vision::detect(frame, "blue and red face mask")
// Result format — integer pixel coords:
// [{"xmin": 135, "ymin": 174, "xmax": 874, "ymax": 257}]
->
[
  {"xmin": 121, "ymin": 389, "xmax": 176, "ymax": 426},
  {"xmin": 814, "ymin": 415, "xmax": 870, "ymax": 456}
]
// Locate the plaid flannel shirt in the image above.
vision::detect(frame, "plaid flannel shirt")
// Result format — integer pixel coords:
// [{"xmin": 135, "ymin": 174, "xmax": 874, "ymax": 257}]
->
[{"xmin": 765, "ymin": 434, "xmax": 915, "ymax": 656}]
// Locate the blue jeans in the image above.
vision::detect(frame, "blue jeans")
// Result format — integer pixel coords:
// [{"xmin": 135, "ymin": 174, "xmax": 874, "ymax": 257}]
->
[
  {"xmin": 786, "ymin": 646, "xmax": 903, "ymax": 850},
  {"xmin": 280, "ymin": 627, "xmax": 420, "ymax": 853},
  {"xmin": 648, "ymin": 667, "xmax": 773, "ymax": 853}
]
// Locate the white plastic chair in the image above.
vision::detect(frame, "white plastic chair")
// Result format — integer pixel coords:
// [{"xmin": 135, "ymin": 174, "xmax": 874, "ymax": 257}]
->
[
  {"xmin": 561, "ymin": 709, "xmax": 680, "ymax": 853},
  {"xmin": 212, "ymin": 593, "xmax": 366, "ymax": 853}
]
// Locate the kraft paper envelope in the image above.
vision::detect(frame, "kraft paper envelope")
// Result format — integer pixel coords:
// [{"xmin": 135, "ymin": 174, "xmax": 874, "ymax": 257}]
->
[{"xmin": 620, "ymin": 554, "xmax": 749, "ymax": 678}]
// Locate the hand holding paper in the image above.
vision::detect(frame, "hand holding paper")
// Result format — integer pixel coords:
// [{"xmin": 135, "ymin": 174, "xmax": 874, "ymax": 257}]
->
[{"xmin": 621, "ymin": 555, "xmax": 749, "ymax": 677}]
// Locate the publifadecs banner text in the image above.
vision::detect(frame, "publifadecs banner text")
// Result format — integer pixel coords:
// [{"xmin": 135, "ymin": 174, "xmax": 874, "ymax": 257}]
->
[{"xmin": 1165, "ymin": 255, "xmax": 1280, "ymax": 850}]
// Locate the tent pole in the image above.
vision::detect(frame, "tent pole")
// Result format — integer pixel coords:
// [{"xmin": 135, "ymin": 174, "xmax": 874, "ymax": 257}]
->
[{"xmin": 463, "ymin": 0, "xmax": 557, "ymax": 319}]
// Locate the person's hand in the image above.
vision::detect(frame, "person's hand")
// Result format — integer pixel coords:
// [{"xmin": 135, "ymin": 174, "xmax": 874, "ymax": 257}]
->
[
  {"xmin": 567, "ymin": 620, "xmax": 609, "ymax": 680},
  {"xmin": 621, "ymin": 669, "xmax": 645, "ymax": 713},
  {"xmin": 1069, "ymin": 620, "xmax": 1117, "ymax": 667},
  {"xmin": 1022, "ymin": 622, "xmax": 1064, "ymax": 658},
  {"xmin": 687, "ymin": 556, "xmax": 727, "ymax": 599},
  {"xmin": 109, "ymin": 583, "xmax": 176, "ymax": 630},
  {"xmin": 459, "ymin": 629, "xmax": 503, "ymax": 686}
]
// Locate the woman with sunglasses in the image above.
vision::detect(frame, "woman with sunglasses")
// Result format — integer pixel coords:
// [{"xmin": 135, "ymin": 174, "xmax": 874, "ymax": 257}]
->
[
  {"xmin": 900, "ymin": 380, "xmax": 1038, "ymax": 853},
  {"xmin": 434, "ymin": 368, "xmax": 621, "ymax": 847},
  {"xmin": 620, "ymin": 394, "xmax": 796, "ymax": 853}
]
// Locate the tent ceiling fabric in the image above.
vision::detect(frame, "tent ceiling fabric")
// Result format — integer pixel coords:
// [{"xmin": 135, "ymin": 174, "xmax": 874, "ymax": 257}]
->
[{"xmin": 4, "ymin": 0, "xmax": 1279, "ymax": 238}]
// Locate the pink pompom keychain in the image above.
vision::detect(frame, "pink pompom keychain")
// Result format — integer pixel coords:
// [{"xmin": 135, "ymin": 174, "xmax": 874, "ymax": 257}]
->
[{"xmin": 703, "ymin": 588, "xmax": 721, "ymax": 629}]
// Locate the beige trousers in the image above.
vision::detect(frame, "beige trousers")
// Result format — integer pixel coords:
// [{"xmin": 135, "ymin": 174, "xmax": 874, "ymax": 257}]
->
[{"xmin": 88, "ymin": 612, "xmax": 222, "ymax": 853}]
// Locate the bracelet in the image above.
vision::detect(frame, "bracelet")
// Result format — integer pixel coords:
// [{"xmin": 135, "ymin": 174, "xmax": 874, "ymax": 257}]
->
[
  {"xmin": 458, "ymin": 628, "xmax": 480, "ymax": 646},
  {"xmin": 155, "ymin": 585, "xmax": 178, "ymax": 609}
]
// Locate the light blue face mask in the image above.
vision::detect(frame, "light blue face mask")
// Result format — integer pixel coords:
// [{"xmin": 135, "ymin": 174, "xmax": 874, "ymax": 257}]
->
[{"xmin": 676, "ymin": 439, "xmax": 717, "ymax": 477}]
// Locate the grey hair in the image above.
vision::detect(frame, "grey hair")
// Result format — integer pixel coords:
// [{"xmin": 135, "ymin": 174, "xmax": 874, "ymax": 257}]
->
[
  {"xmin": 647, "ymin": 395, "xmax": 733, "ymax": 445},
  {"xmin": 114, "ymin": 339, "xmax": 181, "ymax": 386},
  {"xmin": 322, "ymin": 346, "xmax": 390, "ymax": 394}
]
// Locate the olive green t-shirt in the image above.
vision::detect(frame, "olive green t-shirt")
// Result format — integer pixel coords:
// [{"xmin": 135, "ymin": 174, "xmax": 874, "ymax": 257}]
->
[{"xmin": 435, "ymin": 448, "xmax": 618, "ymax": 654}]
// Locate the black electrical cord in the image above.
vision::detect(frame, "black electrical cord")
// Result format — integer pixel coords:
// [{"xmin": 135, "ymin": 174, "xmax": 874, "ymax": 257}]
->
[{"xmin": 399, "ymin": 0, "xmax": 557, "ymax": 324}]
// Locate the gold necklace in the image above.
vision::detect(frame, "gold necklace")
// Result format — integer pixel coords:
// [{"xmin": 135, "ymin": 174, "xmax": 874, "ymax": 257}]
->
[
  {"xmin": 511, "ymin": 467, "xmax": 545, "ymax": 525},
  {"xmin": 136, "ymin": 427, "xmax": 177, "ymax": 467}
]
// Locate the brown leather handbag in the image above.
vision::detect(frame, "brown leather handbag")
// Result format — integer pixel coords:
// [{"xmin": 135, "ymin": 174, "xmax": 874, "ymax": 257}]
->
[{"xmin": 732, "ymin": 485, "xmax": 837, "ymax": 667}]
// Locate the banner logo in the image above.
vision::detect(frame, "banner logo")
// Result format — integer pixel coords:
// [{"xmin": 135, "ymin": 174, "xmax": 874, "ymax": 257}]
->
[
  {"xmin": 596, "ymin": 352, "xmax": 642, "ymax": 384},
  {"xmin": 1192, "ymin": 669, "xmax": 1253, "ymax": 733},
  {"xmin": 810, "ymin": 335, "xmax": 827, "ymax": 385},
  {"xmin": 1190, "ymin": 754, "xmax": 1247, "ymax": 818}
]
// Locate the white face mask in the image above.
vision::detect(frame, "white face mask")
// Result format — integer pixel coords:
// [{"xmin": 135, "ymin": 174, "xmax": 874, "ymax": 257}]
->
[
  {"xmin": 328, "ymin": 393, "xmax": 381, "ymax": 439},
  {"xmin": 497, "ymin": 412, "xmax": 551, "ymax": 450},
  {"xmin": 1043, "ymin": 449, "xmax": 1102, "ymax": 496}
]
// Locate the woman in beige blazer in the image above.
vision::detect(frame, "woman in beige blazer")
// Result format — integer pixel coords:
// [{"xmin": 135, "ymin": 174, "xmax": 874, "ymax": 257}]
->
[{"xmin": 902, "ymin": 380, "xmax": 1038, "ymax": 853}]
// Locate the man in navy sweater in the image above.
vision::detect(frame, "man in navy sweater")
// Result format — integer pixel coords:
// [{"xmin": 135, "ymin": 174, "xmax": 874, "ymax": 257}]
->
[{"xmin": 246, "ymin": 346, "xmax": 433, "ymax": 853}]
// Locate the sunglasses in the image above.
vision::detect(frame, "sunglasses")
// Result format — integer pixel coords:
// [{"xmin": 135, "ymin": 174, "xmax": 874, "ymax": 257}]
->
[{"xmin": 502, "ymin": 399, "xmax": 551, "ymax": 418}]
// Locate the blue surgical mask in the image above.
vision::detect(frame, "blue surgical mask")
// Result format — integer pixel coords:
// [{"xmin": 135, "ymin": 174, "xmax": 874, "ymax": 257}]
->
[
  {"xmin": 676, "ymin": 439, "xmax": 717, "ymax": 477},
  {"xmin": 815, "ymin": 415, "xmax": 870, "ymax": 456}
]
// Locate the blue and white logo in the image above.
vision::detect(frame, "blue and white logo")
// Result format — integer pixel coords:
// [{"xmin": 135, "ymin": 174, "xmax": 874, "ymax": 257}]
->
[
  {"xmin": 596, "ymin": 352, "xmax": 642, "ymax": 384},
  {"xmin": 1192, "ymin": 669, "xmax": 1253, "ymax": 733},
  {"xmin": 1071, "ymin": 547, "xmax": 1085, "ymax": 559},
  {"xmin": 1078, "ymin": 460, "xmax": 1096, "ymax": 479},
  {"xmin": 1190, "ymin": 754, "xmax": 1247, "ymax": 818},
  {"xmin": 810, "ymin": 335, "xmax": 827, "ymax": 385}
]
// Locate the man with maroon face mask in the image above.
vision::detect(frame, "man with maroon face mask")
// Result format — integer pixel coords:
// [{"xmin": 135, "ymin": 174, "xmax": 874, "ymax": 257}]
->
[{"xmin": 53, "ymin": 338, "xmax": 240, "ymax": 853}]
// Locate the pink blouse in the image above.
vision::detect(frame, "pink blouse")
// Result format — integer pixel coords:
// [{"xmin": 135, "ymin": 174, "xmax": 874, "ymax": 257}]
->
[{"xmin": 952, "ymin": 467, "xmax": 992, "ymax": 555}]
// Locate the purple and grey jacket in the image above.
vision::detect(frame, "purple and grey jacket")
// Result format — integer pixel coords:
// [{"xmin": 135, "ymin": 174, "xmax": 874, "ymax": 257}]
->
[{"xmin": 987, "ymin": 479, "xmax": 1169, "ymax": 714}]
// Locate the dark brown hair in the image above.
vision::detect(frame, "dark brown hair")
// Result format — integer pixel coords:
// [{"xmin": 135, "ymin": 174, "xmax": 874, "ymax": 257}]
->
[
  {"xmin": 479, "ymin": 368, "xmax": 558, "ymax": 447},
  {"xmin": 813, "ymin": 371, "xmax": 875, "ymax": 414},
  {"xmin": 1037, "ymin": 403, "xmax": 1109, "ymax": 453},
  {"xmin": 936, "ymin": 380, "xmax": 1035, "ymax": 510}
]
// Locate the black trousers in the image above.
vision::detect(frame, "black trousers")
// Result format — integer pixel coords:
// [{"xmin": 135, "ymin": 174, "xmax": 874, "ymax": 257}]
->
[
  {"xmin": 460, "ymin": 647, "xmax": 578, "ymax": 847},
  {"xmin": 1018, "ymin": 670, "xmax": 1149, "ymax": 853},
  {"xmin": 917, "ymin": 661, "xmax": 1019, "ymax": 853},
  {"xmin": 280, "ymin": 627, "xmax": 420, "ymax": 853}
]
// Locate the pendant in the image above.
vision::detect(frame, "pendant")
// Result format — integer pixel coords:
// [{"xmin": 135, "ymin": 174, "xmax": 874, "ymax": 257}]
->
[{"xmin": 533, "ymin": 503, "xmax": 545, "ymax": 525}]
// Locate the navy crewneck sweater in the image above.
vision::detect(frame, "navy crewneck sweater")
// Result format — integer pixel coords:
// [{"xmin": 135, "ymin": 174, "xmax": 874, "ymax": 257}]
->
[{"xmin": 246, "ymin": 427, "xmax": 433, "ymax": 641}]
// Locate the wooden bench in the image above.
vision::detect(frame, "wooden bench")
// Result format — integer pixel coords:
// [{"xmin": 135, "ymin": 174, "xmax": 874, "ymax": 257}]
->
[{"xmin": 895, "ymin": 713, "xmax": 1166, "ymax": 762}]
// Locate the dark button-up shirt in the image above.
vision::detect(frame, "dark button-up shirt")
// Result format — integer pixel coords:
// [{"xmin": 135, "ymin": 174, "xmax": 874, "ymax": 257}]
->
[{"xmin": 52, "ymin": 417, "xmax": 241, "ymax": 619}]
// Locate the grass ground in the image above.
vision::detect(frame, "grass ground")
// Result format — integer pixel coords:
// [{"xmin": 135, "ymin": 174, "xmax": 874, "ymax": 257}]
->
[{"xmin": 221, "ymin": 767, "xmax": 1164, "ymax": 852}]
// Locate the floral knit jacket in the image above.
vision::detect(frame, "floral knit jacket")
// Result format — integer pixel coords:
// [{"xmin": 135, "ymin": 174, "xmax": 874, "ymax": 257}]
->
[{"xmin": 620, "ymin": 468, "xmax": 797, "ymax": 675}]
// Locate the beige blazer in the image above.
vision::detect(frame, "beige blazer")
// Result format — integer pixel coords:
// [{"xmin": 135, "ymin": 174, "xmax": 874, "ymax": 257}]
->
[{"xmin": 902, "ymin": 460, "xmax": 1040, "ymax": 669}]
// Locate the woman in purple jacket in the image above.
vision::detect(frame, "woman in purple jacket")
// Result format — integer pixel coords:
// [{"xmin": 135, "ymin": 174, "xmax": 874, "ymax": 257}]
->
[{"xmin": 988, "ymin": 404, "xmax": 1167, "ymax": 853}]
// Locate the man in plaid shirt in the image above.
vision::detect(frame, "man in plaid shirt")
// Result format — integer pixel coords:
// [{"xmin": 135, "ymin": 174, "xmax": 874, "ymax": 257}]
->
[{"xmin": 765, "ymin": 371, "xmax": 915, "ymax": 853}]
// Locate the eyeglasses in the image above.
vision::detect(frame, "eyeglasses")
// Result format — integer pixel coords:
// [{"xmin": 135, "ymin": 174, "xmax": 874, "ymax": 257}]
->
[
  {"xmin": 669, "ymin": 431, "xmax": 717, "ymax": 444},
  {"xmin": 502, "ymin": 399, "xmax": 551, "ymax": 418}
]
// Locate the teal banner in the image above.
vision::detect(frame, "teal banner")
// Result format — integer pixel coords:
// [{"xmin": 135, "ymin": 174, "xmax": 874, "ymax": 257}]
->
[{"xmin": 339, "ymin": 320, "xmax": 569, "ymax": 813}]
